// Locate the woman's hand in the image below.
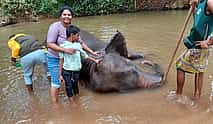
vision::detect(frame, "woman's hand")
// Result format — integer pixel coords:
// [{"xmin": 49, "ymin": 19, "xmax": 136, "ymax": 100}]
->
[{"xmin": 59, "ymin": 75, "xmax": 65, "ymax": 84}]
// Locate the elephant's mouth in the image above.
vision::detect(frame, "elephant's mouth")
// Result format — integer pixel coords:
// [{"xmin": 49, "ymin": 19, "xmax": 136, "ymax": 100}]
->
[
  {"xmin": 137, "ymin": 75, "xmax": 163, "ymax": 89},
  {"xmin": 136, "ymin": 60, "xmax": 164, "ymax": 89}
]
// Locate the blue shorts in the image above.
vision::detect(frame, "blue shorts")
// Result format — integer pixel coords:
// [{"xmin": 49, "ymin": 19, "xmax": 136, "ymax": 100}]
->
[
  {"xmin": 20, "ymin": 49, "xmax": 47, "ymax": 85},
  {"xmin": 47, "ymin": 54, "xmax": 60, "ymax": 88}
]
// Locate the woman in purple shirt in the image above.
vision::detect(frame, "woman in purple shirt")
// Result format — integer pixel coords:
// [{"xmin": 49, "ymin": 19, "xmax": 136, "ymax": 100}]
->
[{"xmin": 46, "ymin": 6, "xmax": 99, "ymax": 106}]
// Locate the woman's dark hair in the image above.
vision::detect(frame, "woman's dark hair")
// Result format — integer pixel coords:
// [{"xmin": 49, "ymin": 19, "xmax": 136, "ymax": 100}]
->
[
  {"xmin": 66, "ymin": 25, "xmax": 80, "ymax": 38},
  {"xmin": 58, "ymin": 6, "xmax": 73, "ymax": 17}
]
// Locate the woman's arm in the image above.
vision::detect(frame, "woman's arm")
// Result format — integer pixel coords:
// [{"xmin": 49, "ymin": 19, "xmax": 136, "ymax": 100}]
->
[
  {"xmin": 46, "ymin": 23, "xmax": 75, "ymax": 54},
  {"xmin": 47, "ymin": 42, "xmax": 75, "ymax": 54}
]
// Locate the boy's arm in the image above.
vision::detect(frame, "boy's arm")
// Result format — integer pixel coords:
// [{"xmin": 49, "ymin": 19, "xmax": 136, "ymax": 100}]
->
[
  {"xmin": 87, "ymin": 57, "xmax": 100, "ymax": 64},
  {"xmin": 59, "ymin": 58, "xmax": 65, "ymax": 83}
]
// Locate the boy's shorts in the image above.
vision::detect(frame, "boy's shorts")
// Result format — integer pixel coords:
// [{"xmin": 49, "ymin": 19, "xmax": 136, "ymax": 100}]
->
[{"xmin": 47, "ymin": 54, "xmax": 60, "ymax": 88}]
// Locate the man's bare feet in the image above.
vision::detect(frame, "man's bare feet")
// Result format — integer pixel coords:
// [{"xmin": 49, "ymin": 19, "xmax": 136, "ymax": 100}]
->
[
  {"xmin": 191, "ymin": 92, "xmax": 201, "ymax": 100},
  {"xmin": 191, "ymin": 95, "xmax": 200, "ymax": 101},
  {"xmin": 167, "ymin": 90, "xmax": 181, "ymax": 101}
]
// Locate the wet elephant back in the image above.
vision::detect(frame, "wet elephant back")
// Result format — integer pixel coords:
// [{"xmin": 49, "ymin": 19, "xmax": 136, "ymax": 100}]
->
[{"xmin": 80, "ymin": 30, "xmax": 107, "ymax": 51}]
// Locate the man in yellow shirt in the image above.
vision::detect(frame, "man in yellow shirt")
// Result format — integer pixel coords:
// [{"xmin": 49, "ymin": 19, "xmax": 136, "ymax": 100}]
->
[{"xmin": 8, "ymin": 33, "xmax": 47, "ymax": 94}]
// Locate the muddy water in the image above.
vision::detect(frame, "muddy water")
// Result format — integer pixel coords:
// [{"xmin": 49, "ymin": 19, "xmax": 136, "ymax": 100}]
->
[{"xmin": 1, "ymin": 10, "xmax": 213, "ymax": 124}]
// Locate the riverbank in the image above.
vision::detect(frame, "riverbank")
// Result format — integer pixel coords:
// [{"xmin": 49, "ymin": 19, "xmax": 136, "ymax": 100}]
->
[{"xmin": 136, "ymin": 0, "xmax": 189, "ymax": 10}]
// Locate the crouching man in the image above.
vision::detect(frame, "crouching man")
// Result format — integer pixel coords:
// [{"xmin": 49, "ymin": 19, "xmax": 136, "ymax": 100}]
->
[{"xmin": 8, "ymin": 33, "xmax": 47, "ymax": 94}]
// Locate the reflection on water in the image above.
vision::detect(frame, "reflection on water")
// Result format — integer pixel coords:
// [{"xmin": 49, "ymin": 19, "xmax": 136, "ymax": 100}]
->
[
  {"xmin": 166, "ymin": 90, "xmax": 198, "ymax": 111},
  {"xmin": 80, "ymin": 95, "xmax": 98, "ymax": 111},
  {"xmin": 98, "ymin": 25, "xmax": 115, "ymax": 42},
  {"xmin": 96, "ymin": 113, "xmax": 127, "ymax": 124},
  {"xmin": 1, "ymin": 10, "xmax": 213, "ymax": 124}
]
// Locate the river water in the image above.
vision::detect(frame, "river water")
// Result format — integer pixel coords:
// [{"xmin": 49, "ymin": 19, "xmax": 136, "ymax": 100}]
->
[{"xmin": 1, "ymin": 10, "xmax": 213, "ymax": 124}]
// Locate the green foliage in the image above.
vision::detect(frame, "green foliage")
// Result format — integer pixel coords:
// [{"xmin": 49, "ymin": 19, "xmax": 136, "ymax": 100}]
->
[
  {"xmin": 69, "ymin": 0, "xmax": 135, "ymax": 16},
  {"xmin": 2, "ymin": 0, "xmax": 37, "ymax": 18},
  {"xmin": 35, "ymin": 0, "xmax": 58, "ymax": 16},
  {"xmin": 1, "ymin": 0, "xmax": 135, "ymax": 19}
]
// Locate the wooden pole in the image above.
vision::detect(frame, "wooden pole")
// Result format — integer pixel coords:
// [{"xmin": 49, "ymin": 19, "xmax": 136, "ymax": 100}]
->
[{"xmin": 163, "ymin": 6, "xmax": 194, "ymax": 81}]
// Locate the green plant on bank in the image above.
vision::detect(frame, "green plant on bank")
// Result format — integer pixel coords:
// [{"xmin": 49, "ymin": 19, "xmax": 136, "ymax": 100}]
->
[
  {"xmin": 35, "ymin": 0, "xmax": 58, "ymax": 16},
  {"xmin": 68, "ymin": 0, "xmax": 135, "ymax": 16},
  {"xmin": 1, "ymin": 0, "xmax": 135, "ymax": 21},
  {"xmin": 35, "ymin": 0, "xmax": 135, "ymax": 16},
  {"xmin": 2, "ymin": 0, "xmax": 37, "ymax": 19},
  {"xmin": 1, "ymin": 0, "xmax": 59, "ymax": 20}
]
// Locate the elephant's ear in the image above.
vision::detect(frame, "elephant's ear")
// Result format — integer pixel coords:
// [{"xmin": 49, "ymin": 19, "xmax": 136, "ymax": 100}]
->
[{"xmin": 105, "ymin": 31, "xmax": 128, "ymax": 58}]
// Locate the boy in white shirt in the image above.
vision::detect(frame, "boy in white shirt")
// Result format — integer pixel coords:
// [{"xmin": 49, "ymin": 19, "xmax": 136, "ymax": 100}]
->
[{"xmin": 59, "ymin": 25, "xmax": 99, "ymax": 107}]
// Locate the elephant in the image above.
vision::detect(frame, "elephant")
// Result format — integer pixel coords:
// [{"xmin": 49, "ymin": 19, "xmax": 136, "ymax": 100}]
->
[{"xmin": 79, "ymin": 30, "xmax": 164, "ymax": 92}]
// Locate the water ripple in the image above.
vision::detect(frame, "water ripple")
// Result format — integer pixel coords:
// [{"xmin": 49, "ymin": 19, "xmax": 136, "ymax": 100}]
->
[
  {"xmin": 15, "ymin": 119, "xmax": 32, "ymax": 124},
  {"xmin": 79, "ymin": 95, "xmax": 98, "ymax": 111},
  {"xmin": 96, "ymin": 113, "xmax": 127, "ymax": 124}
]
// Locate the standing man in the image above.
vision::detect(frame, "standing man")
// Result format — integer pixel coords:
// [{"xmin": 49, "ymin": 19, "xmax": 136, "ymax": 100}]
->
[{"xmin": 175, "ymin": 0, "xmax": 213, "ymax": 99}]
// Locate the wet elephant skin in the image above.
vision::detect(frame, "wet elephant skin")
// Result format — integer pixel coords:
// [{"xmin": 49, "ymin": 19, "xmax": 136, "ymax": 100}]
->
[{"xmin": 79, "ymin": 30, "xmax": 164, "ymax": 92}]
